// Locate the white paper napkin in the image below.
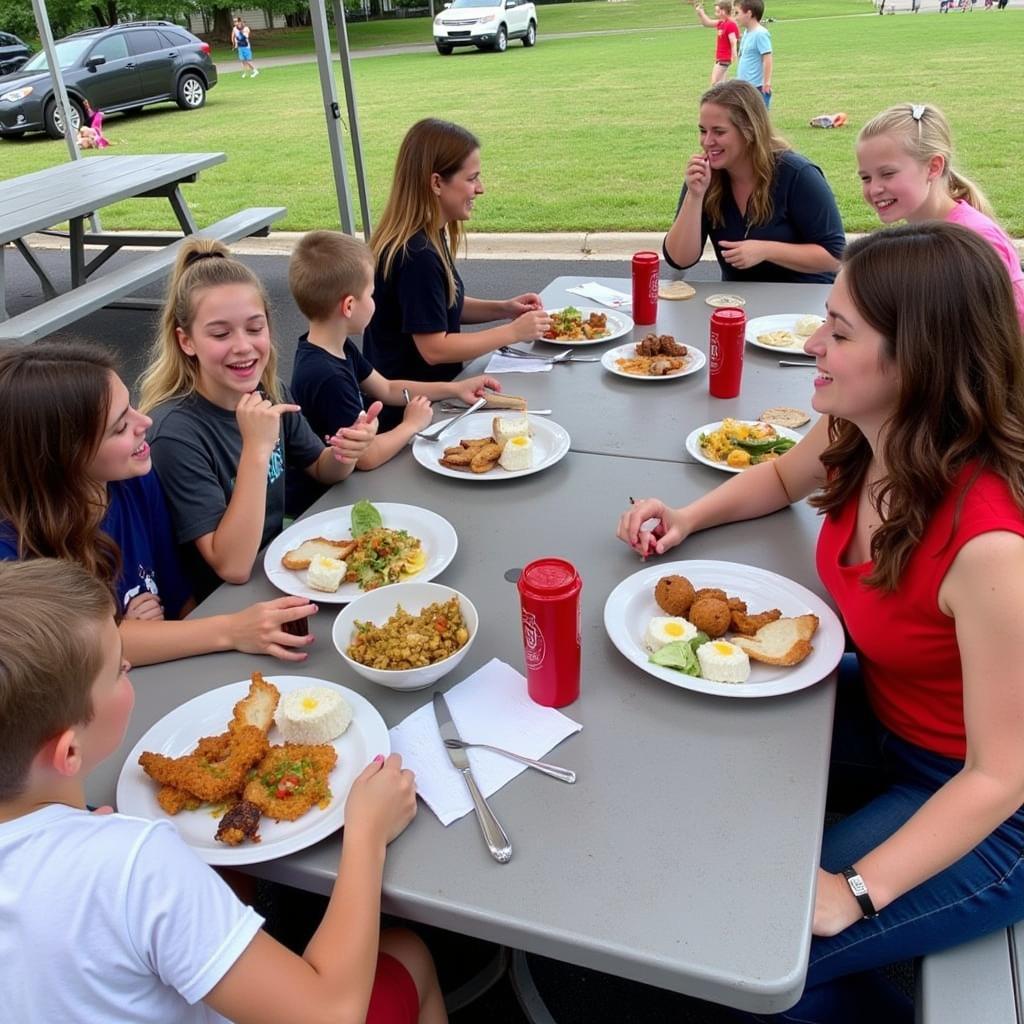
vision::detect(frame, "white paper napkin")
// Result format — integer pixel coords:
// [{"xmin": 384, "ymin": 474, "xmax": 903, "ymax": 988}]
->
[
  {"xmin": 389, "ymin": 658, "xmax": 582, "ymax": 825},
  {"xmin": 566, "ymin": 282, "xmax": 633, "ymax": 310},
  {"xmin": 484, "ymin": 353, "xmax": 553, "ymax": 374}
]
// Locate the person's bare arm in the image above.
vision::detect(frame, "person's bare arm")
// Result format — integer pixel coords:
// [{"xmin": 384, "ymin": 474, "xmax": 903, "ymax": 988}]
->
[
  {"xmin": 761, "ymin": 51, "xmax": 773, "ymax": 91},
  {"xmin": 691, "ymin": 1, "xmax": 717, "ymax": 27},
  {"xmin": 664, "ymin": 155, "xmax": 711, "ymax": 270}
]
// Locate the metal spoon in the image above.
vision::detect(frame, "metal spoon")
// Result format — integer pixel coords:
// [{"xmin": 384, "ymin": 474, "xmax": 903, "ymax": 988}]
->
[{"xmin": 442, "ymin": 738, "xmax": 576, "ymax": 783}]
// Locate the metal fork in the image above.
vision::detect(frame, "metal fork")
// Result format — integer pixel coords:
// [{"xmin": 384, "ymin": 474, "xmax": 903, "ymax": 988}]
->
[
  {"xmin": 414, "ymin": 396, "xmax": 487, "ymax": 442},
  {"xmin": 499, "ymin": 346, "xmax": 599, "ymax": 364},
  {"xmin": 443, "ymin": 738, "xmax": 576, "ymax": 783}
]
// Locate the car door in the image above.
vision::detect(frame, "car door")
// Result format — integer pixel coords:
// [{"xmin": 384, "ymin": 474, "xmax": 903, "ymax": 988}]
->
[
  {"xmin": 80, "ymin": 33, "xmax": 141, "ymax": 109},
  {"xmin": 504, "ymin": 0, "xmax": 527, "ymax": 34},
  {"xmin": 126, "ymin": 28, "xmax": 173, "ymax": 101}
]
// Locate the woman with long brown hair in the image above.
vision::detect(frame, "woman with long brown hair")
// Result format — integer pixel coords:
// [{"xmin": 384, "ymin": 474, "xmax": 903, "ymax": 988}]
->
[
  {"xmin": 619, "ymin": 223, "xmax": 1024, "ymax": 1021},
  {"xmin": 0, "ymin": 343, "xmax": 320, "ymax": 667},
  {"xmin": 664, "ymin": 80, "xmax": 845, "ymax": 283},
  {"xmin": 363, "ymin": 118, "xmax": 550, "ymax": 426}
]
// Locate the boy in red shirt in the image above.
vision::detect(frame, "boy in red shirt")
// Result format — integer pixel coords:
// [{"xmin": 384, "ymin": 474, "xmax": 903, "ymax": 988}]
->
[{"xmin": 691, "ymin": 0, "xmax": 739, "ymax": 84}]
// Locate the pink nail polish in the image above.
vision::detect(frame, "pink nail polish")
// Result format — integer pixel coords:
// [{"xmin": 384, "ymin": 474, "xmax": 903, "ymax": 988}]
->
[{"xmin": 373, "ymin": 754, "xmax": 385, "ymax": 764}]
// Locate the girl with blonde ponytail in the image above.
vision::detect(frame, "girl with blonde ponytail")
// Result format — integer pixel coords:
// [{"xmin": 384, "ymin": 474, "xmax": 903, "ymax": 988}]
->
[{"xmin": 857, "ymin": 102, "xmax": 1023, "ymax": 324}]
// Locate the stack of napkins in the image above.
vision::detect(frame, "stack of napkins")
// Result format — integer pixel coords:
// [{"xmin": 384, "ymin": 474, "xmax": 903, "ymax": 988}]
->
[
  {"xmin": 566, "ymin": 282, "xmax": 632, "ymax": 310},
  {"xmin": 483, "ymin": 352, "xmax": 553, "ymax": 374},
  {"xmin": 388, "ymin": 658, "xmax": 582, "ymax": 825}
]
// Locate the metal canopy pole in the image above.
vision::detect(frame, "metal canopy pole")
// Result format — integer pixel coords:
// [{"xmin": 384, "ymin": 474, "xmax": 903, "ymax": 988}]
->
[
  {"xmin": 308, "ymin": 0, "xmax": 355, "ymax": 234},
  {"xmin": 30, "ymin": 0, "xmax": 80, "ymax": 162},
  {"xmin": 331, "ymin": 0, "xmax": 372, "ymax": 238}
]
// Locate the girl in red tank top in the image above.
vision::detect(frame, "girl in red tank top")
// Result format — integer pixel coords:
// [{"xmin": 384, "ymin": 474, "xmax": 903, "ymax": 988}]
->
[{"xmin": 619, "ymin": 222, "xmax": 1024, "ymax": 1022}]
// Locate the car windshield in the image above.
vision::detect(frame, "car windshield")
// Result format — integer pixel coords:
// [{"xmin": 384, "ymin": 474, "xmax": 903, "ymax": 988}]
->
[
  {"xmin": 21, "ymin": 38, "xmax": 92, "ymax": 71},
  {"xmin": 448, "ymin": 0, "xmax": 500, "ymax": 8}
]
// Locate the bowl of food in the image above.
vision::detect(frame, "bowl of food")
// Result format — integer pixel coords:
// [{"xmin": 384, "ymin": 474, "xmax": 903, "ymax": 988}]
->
[{"xmin": 331, "ymin": 581, "xmax": 478, "ymax": 691}]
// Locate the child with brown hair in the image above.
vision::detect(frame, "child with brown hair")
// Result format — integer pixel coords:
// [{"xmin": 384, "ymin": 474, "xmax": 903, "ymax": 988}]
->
[
  {"xmin": 690, "ymin": 0, "xmax": 739, "ymax": 84},
  {"xmin": 0, "ymin": 557, "xmax": 445, "ymax": 1023}
]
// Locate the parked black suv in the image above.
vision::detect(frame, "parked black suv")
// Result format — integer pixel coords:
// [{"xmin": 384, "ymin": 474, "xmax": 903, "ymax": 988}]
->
[
  {"xmin": 0, "ymin": 21, "xmax": 217, "ymax": 140},
  {"xmin": 0, "ymin": 32, "xmax": 32, "ymax": 76}
]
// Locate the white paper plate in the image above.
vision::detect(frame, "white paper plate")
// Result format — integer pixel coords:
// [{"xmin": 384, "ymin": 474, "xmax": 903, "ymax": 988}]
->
[
  {"xmin": 685, "ymin": 420, "xmax": 804, "ymax": 473},
  {"xmin": 538, "ymin": 306, "xmax": 634, "ymax": 346},
  {"xmin": 116, "ymin": 676, "xmax": 390, "ymax": 865},
  {"xmin": 603, "ymin": 560, "xmax": 843, "ymax": 698},
  {"xmin": 746, "ymin": 313, "xmax": 821, "ymax": 354},
  {"xmin": 411, "ymin": 412, "xmax": 571, "ymax": 481},
  {"xmin": 601, "ymin": 342, "xmax": 706, "ymax": 381},
  {"xmin": 263, "ymin": 502, "xmax": 457, "ymax": 603}
]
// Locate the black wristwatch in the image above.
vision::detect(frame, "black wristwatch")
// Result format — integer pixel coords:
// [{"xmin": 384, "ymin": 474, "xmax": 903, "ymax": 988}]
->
[{"xmin": 840, "ymin": 866, "xmax": 878, "ymax": 919}]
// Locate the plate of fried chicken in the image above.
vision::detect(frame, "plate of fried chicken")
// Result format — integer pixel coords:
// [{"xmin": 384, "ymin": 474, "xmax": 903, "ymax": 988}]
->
[
  {"xmin": 116, "ymin": 674, "xmax": 389, "ymax": 865},
  {"xmin": 601, "ymin": 334, "xmax": 705, "ymax": 380}
]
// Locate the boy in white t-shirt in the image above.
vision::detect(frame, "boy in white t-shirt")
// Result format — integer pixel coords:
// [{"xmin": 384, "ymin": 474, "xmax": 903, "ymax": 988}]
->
[{"xmin": 0, "ymin": 559, "xmax": 446, "ymax": 1024}]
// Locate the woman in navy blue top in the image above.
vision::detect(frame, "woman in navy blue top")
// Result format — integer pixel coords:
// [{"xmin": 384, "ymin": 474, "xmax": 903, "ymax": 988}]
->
[
  {"xmin": 0, "ymin": 344, "xmax": 317, "ymax": 667},
  {"xmin": 364, "ymin": 119, "xmax": 551, "ymax": 426},
  {"xmin": 664, "ymin": 80, "xmax": 846, "ymax": 283}
]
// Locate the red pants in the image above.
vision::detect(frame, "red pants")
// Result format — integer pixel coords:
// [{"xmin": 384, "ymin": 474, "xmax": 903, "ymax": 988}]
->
[{"xmin": 366, "ymin": 952, "xmax": 419, "ymax": 1024}]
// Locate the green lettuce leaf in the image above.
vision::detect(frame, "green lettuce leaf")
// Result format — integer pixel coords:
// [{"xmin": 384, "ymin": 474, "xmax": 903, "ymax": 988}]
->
[
  {"xmin": 649, "ymin": 640, "xmax": 700, "ymax": 676},
  {"xmin": 351, "ymin": 500, "xmax": 382, "ymax": 538}
]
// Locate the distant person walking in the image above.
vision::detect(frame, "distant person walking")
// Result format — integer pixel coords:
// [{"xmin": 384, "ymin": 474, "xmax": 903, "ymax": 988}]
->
[
  {"xmin": 691, "ymin": 0, "xmax": 739, "ymax": 85},
  {"xmin": 232, "ymin": 17, "xmax": 259, "ymax": 78},
  {"xmin": 735, "ymin": 0, "xmax": 772, "ymax": 107}
]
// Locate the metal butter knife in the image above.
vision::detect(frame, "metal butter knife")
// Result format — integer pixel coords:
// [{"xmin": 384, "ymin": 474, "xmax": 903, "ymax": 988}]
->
[{"xmin": 432, "ymin": 691, "xmax": 512, "ymax": 863}]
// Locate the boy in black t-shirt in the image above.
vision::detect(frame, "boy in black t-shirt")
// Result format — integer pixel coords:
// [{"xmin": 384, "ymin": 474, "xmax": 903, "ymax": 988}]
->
[{"xmin": 287, "ymin": 232, "xmax": 500, "ymax": 506}]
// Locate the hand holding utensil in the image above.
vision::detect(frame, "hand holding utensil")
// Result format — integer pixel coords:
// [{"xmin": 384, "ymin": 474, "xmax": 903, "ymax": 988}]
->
[
  {"xmin": 442, "ymin": 738, "xmax": 576, "ymax": 783},
  {"xmin": 415, "ymin": 396, "xmax": 487, "ymax": 442}
]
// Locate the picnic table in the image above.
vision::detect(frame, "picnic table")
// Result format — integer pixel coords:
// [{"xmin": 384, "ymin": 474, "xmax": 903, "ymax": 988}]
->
[
  {"xmin": 88, "ymin": 278, "xmax": 838, "ymax": 1015},
  {"xmin": 0, "ymin": 153, "xmax": 284, "ymax": 342}
]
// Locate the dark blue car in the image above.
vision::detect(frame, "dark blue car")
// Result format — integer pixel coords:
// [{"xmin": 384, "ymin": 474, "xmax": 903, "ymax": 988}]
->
[{"xmin": 0, "ymin": 21, "xmax": 217, "ymax": 139}]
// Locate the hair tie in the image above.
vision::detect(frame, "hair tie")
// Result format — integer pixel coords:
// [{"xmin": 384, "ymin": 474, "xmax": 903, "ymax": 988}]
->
[
  {"xmin": 183, "ymin": 250, "xmax": 226, "ymax": 269},
  {"xmin": 911, "ymin": 104, "xmax": 926, "ymax": 122}
]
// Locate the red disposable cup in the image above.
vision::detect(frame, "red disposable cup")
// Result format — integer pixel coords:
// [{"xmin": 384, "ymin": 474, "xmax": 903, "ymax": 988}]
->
[
  {"xmin": 632, "ymin": 251, "xmax": 660, "ymax": 326},
  {"xmin": 708, "ymin": 307, "xmax": 746, "ymax": 398},
  {"xmin": 517, "ymin": 558, "xmax": 582, "ymax": 708}
]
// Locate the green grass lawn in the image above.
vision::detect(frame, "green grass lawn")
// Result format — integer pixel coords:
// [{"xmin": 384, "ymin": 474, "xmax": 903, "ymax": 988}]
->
[{"xmin": 4, "ymin": 2, "xmax": 1021, "ymax": 236}]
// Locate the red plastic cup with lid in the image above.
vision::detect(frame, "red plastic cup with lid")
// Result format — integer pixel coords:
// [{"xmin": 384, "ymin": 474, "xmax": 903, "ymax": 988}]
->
[
  {"xmin": 631, "ymin": 251, "xmax": 660, "ymax": 326},
  {"xmin": 517, "ymin": 558, "xmax": 582, "ymax": 707},
  {"xmin": 708, "ymin": 306, "xmax": 746, "ymax": 398}
]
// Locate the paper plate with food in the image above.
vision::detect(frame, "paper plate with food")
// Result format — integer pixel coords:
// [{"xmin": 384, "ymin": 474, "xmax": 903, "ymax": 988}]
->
[
  {"xmin": 745, "ymin": 313, "xmax": 824, "ymax": 354},
  {"xmin": 601, "ymin": 333, "xmax": 706, "ymax": 381},
  {"xmin": 685, "ymin": 418, "xmax": 803, "ymax": 473},
  {"xmin": 411, "ymin": 411, "xmax": 570, "ymax": 481},
  {"xmin": 263, "ymin": 500, "xmax": 457, "ymax": 603},
  {"xmin": 116, "ymin": 673, "xmax": 390, "ymax": 865},
  {"xmin": 539, "ymin": 306, "xmax": 634, "ymax": 346},
  {"xmin": 603, "ymin": 561, "xmax": 843, "ymax": 698}
]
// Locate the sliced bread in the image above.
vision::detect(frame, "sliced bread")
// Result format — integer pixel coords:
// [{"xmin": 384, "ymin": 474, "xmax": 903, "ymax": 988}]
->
[
  {"xmin": 492, "ymin": 414, "xmax": 531, "ymax": 446},
  {"xmin": 731, "ymin": 614, "xmax": 820, "ymax": 667},
  {"xmin": 281, "ymin": 537, "xmax": 356, "ymax": 571},
  {"xmin": 482, "ymin": 388, "xmax": 527, "ymax": 411}
]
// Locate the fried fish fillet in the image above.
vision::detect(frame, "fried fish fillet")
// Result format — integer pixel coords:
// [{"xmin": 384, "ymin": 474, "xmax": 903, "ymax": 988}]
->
[
  {"xmin": 243, "ymin": 743, "xmax": 338, "ymax": 822},
  {"xmin": 230, "ymin": 672, "xmax": 280, "ymax": 736},
  {"xmin": 156, "ymin": 785, "xmax": 203, "ymax": 815},
  {"xmin": 730, "ymin": 607, "xmax": 783, "ymax": 636},
  {"xmin": 139, "ymin": 724, "xmax": 269, "ymax": 803}
]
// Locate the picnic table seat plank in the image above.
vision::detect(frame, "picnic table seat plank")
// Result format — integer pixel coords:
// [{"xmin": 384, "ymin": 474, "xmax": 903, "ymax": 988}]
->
[{"xmin": 0, "ymin": 206, "xmax": 285, "ymax": 345}]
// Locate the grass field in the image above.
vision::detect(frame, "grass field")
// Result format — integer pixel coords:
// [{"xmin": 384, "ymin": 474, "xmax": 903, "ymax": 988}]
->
[{"xmin": 4, "ymin": 1, "xmax": 1021, "ymax": 236}]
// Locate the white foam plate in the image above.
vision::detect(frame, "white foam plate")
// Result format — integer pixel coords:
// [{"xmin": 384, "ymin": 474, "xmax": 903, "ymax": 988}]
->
[
  {"xmin": 603, "ymin": 560, "xmax": 843, "ymax": 698},
  {"xmin": 601, "ymin": 342, "xmax": 706, "ymax": 381},
  {"xmin": 685, "ymin": 420, "xmax": 804, "ymax": 473},
  {"xmin": 746, "ymin": 313, "xmax": 821, "ymax": 354},
  {"xmin": 538, "ymin": 306, "xmax": 634, "ymax": 346}
]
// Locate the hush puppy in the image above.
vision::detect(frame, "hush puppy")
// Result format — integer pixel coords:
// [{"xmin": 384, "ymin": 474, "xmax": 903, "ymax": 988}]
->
[
  {"xmin": 654, "ymin": 575, "xmax": 696, "ymax": 617},
  {"xmin": 694, "ymin": 587, "xmax": 728, "ymax": 604},
  {"xmin": 689, "ymin": 597, "xmax": 732, "ymax": 638}
]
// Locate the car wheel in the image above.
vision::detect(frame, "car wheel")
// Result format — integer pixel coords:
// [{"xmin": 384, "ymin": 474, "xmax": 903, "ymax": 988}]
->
[
  {"xmin": 176, "ymin": 73, "xmax": 206, "ymax": 111},
  {"xmin": 436, "ymin": 42, "xmax": 453, "ymax": 54},
  {"xmin": 523, "ymin": 20, "xmax": 537, "ymax": 46},
  {"xmin": 493, "ymin": 24, "xmax": 507, "ymax": 52},
  {"xmin": 43, "ymin": 97, "xmax": 82, "ymax": 140}
]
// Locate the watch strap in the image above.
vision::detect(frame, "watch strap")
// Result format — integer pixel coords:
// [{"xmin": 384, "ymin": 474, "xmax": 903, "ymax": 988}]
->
[{"xmin": 841, "ymin": 866, "xmax": 878, "ymax": 919}]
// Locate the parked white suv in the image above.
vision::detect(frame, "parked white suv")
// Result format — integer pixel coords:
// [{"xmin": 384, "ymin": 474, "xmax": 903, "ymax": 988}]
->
[{"xmin": 433, "ymin": 0, "xmax": 537, "ymax": 54}]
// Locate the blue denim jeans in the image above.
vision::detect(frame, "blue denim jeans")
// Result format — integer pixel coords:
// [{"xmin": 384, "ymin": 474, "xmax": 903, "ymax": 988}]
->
[{"xmin": 738, "ymin": 655, "xmax": 1024, "ymax": 1024}]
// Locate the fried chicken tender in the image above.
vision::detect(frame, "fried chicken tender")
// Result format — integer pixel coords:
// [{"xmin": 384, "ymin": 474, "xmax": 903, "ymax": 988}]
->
[
  {"xmin": 230, "ymin": 673, "xmax": 280, "ymax": 736},
  {"xmin": 470, "ymin": 443, "xmax": 502, "ymax": 473},
  {"xmin": 215, "ymin": 799, "xmax": 263, "ymax": 846},
  {"xmin": 156, "ymin": 785, "xmax": 203, "ymax": 816},
  {"xmin": 689, "ymin": 597, "xmax": 732, "ymax": 638},
  {"xmin": 243, "ymin": 743, "xmax": 338, "ymax": 822},
  {"xmin": 730, "ymin": 607, "xmax": 783, "ymax": 636},
  {"xmin": 655, "ymin": 575, "xmax": 696, "ymax": 617},
  {"xmin": 727, "ymin": 596, "xmax": 747, "ymax": 614},
  {"xmin": 139, "ymin": 724, "xmax": 269, "ymax": 803},
  {"xmin": 440, "ymin": 448, "xmax": 474, "ymax": 467},
  {"xmin": 460, "ymin": 437, "xmax": 494, "ymax": 449}
]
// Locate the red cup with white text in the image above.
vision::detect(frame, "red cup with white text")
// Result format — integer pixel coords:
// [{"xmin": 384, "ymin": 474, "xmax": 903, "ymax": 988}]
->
[
  {"xmin": 708, "ymin": 307, "xmax": 746, "ymax": 398},
  {"xmin": 517, "ymin": 558, "xmax": 582, "ymax": 708},
  {"xmin": 631, "ymin": 251, "xmax": 660, "ymax": 326}
]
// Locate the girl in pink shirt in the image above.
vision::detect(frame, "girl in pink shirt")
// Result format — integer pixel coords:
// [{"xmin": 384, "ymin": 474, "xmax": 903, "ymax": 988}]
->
[{"xmin": 856, "ymin": 102, "xmax": 1024, "ymax": 326}]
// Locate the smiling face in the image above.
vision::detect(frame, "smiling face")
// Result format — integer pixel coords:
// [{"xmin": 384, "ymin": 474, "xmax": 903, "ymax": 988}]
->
[
  {"xmin": 856, "ymin": 133, "xmax": 945, "ymax": 224},
  {"xmin": 698, "ymin": 102, "xmax": 748, "ymax": 174},
  {"xmin": 86, "ymin": 372, "xmax": 153, "ymax": 485},
  {"xmin": 176, "ymin": 283, "xmax": 271, "ymax": 409},
  {"xmin": 803, "ymin": 271, "xmax": 900, "ymax": 429},
  {"xmin": 433, "ymin": 148, "xmax": 484, "ymax": 224}
]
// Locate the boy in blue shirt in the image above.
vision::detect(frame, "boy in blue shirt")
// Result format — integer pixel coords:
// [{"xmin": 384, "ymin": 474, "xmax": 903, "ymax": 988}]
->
[
  {"xmin": 288, "ymin": 231, "xmax": 500, "ymax": 509},
  {"xmin": 736, "ymin": 0, "xmax": 773, "ymax": 107}
]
